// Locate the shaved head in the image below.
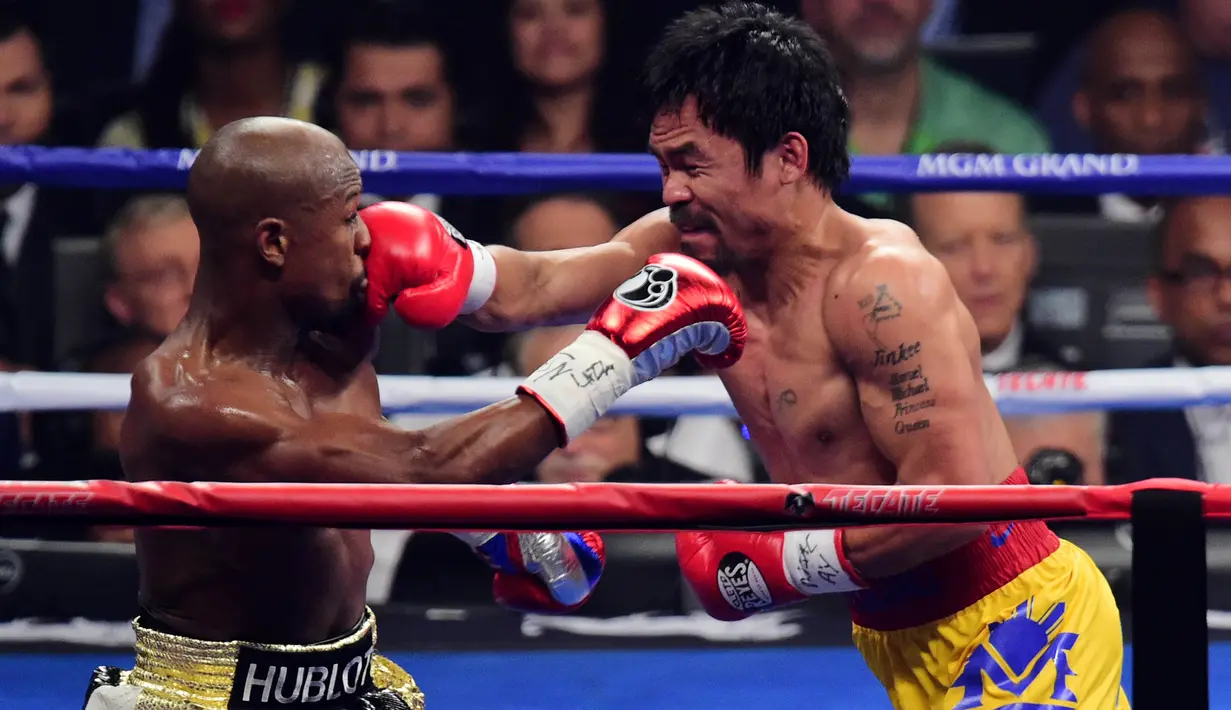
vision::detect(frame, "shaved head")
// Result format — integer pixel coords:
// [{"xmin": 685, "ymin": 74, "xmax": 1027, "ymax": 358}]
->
[
  {"xmin": 188, "ymin": 117, "xmax": 359, "ymax": 253},
  {"xmin": 186, "ymin": 117, "xmax": 369, "ymax": 333}
]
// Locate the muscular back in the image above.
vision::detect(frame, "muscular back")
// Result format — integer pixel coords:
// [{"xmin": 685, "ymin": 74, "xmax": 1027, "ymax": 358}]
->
[
  {"xmin": 122, "ymin": 327, "xmax": 382, "ymax": 644},
  {"xmin": 721, "ymin": 212, "xmax": 1018, "ymax": 490}
]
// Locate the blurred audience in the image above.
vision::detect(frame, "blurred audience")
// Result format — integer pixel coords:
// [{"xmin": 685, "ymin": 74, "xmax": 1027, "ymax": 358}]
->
[
  {"xmin": 1040, "ymin": 10, "xmax": 1209, "ymax": 222},
  {"xmin": 99, "ymin": 194, "xmax": 198, "ymax": 341},
  {"xmin": 330, "ymin": 5, "xmax": 455, "ymax": 159},
  {"xmin": 1109, "ymin": 196, "xmax": 1231, "ymax": 484},
  {"xmin": 479, "ymin": 0, "xmax": 641, "ymax": 153},
  {"xmin": 1038, "ymin": 7, "xmax": 1221, "ymax": 161},
  {"xmin": 98, "ymin": 0, "xmax": 321, "ymax": 149},
  {"xmin": 800, "ymin": 0, "xmax": 1048, "ymax": 210},
  {"xmin": 905, "ymin": 176, "xmax": 1106, "ymax": 484}
]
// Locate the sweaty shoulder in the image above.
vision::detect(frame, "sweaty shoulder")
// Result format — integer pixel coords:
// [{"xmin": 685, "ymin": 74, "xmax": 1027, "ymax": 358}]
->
[
  {"xmin": 129, "ymin": 355, "xmax": 291, "ymax": 454},
  {"xmin": 822, "ymin": 218, "xmax": 964, "ymax": 358},
  {"xmin": 824, "ymin": 218, "xmax": 949, "ymax": 300}
]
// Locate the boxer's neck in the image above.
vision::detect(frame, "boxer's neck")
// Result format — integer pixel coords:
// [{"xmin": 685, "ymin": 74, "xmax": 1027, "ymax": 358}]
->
[
  {"xmin": 186, "ymin": 277, "xmax": 302, "ymax": 376},
  {"xmin": 732, "ymin": 191, "xmax": 833, "ymax": 308}
]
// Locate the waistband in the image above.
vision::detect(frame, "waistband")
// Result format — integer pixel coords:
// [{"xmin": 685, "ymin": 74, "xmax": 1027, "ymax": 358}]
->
[
  {"xmin": 127, "ymin": 608, "xmax": 378, "ymax": 709},
  {"xmin": 848, "ymin": 468, "xmax": 1061, "ymax": 631}
]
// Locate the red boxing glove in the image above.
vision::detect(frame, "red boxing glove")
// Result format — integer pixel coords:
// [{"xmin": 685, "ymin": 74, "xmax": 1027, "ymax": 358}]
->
[
  {"xmin": 677, "ymin": 529, "xmax": 867, "ymax": 622},
  {"xmin": 360, "ymin": 202, "xmax": 497, "ymax": 329},
  {"xmin": 518, "ymin": 253, "xmax": 746, "ymax": 442}
]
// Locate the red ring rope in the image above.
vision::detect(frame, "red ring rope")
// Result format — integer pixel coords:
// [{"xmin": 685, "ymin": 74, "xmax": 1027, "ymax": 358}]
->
[{"xmin": 0, "ymin": 478, "xmax": 1226, "ymax": 531}]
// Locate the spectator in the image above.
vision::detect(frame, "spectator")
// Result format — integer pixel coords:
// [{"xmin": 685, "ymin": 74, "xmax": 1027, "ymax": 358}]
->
[
  {"xmin": 0, "ymin": 6, "xmax": 100, "ymax": 482},
  {"xmin": 99, "ymin": 194, "xmax": 198, "ymax": 341},
  {"xmin": 1045, "ymin": 10, "xmax": 1209, "ymax": 222},
  {"xmin": 330, "ymin": 5, "xmax": 455, "ymax": 158},
  {"xmin": 905, "ymin": 183, "xmax": 1106, "ymax": 483},
  {"xmin": 1039, "ymin": 4, "xmax": 1231, "ymax": 158},
  {"xmin": 799, "ymin": 0, "xmax": 1049, "ymax": 209},
  {"xmin": 1109, "ymin": 196, "xmax": 1231, "ymax": 484},
  {"xmin": 98, "ymin": 0, "xmax": 322, "ymax": 149},
  {"xmin": 513, "ymin": 325, "xmax": 714, "ymax": 484},
  {"xmin": 477, "ymin": 0, "xmax": 641, "ymax": 153}
]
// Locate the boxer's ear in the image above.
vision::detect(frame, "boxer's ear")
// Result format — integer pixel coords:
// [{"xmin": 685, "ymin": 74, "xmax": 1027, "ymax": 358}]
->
[
  {"xmin": 776, "ymin": 131, "xmax": 809, "ymax": 185},
  {"xmin": 256, "ymin": 218, "xmax": 288, "ymax": 267}
]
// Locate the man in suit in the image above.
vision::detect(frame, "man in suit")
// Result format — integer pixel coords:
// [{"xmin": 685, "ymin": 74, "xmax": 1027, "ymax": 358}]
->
[{"xmin": 1109, "ymin": 196, "xmax": 1231, "ymax": 484}]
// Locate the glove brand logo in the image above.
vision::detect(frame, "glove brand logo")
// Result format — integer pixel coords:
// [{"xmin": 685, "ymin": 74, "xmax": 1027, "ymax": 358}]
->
[
  {"xmin": 951, "ymin": 598, "xmax": 1079, "ymax": 710},
  {"xmin": 715, "ymin": 553, "xmax": 773, "ymax": 612},
  {"xmin": 432, "ymin": 213, "xmax": 467, "ymax": 247},
  {"xmin": 614, "ymin": 264, "xmax": 678, "ymax": 311}
]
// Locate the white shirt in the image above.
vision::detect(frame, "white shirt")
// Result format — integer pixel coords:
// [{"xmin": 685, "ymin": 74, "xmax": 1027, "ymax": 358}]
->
[
  {"xmin": 1, "ymin": 184, "xmax": 36, "ymax": 268},
  {"xmin": 1177, "ymin": 358, "xmax": 1231, "ymax": 484},
  {"xmin": 980, "ymin": 322, "xmax": 1024, "ymax": 373},
  {"xmin": 1099, "ymin": 193, "xmax": 1162, "ymax": 225}
]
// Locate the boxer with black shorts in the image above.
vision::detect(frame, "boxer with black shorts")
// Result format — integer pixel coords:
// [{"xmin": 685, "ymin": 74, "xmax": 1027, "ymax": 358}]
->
[{"xmin": 82, "ymin": 117, "xmax": 744, "ymax": 710}]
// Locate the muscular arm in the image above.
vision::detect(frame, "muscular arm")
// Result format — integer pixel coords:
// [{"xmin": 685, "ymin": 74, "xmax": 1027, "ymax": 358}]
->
[
  {"xmin": 462, "ymin": 209, "xmax": 679, "ymax": 331},
  {"xmin": 153, "ymin": 380, "xmax": 560, "ymax": 486},
  {"xmin": 826, "ymin": 239, "xmax": 1010, "ymax": 579}
]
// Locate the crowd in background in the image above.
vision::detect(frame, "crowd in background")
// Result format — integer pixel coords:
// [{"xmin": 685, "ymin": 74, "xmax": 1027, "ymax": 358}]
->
[{"xmin": 0, "ymin": 0, "xmax": 1230, "ymax": 550}]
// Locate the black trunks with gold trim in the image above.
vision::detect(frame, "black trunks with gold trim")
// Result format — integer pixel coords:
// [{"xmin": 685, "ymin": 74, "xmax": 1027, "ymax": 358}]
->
[{"xmin": 82, "ymin": 607, "xmax": 423, "ymax": 710}]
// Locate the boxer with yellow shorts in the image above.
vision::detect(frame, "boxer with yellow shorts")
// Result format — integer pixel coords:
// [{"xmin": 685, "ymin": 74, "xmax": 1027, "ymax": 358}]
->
[{"xmin": 679, "ymin": 471, "xmax": 1131, "ymax": 709}]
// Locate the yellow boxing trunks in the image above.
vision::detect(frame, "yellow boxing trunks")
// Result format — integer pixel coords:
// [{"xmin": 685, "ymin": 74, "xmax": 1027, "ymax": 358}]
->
[
  {"xmin": 81, "ymin": 608, "xmax": 423, "ymax": 710},
  {"xmin": 850, "ymin": 469, "xmax": 1131, "ymax": 709}
]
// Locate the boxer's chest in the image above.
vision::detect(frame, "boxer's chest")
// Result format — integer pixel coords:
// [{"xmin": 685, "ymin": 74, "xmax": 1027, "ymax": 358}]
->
[{"xmin": 721, "ymin": 310, "xmax": 891, "ymax": 485}]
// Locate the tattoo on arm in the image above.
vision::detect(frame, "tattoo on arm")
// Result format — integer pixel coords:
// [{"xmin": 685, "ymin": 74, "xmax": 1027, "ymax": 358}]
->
[{"xmin": 861, "ymin": 284, "xmax": 902, "ymax": 349}]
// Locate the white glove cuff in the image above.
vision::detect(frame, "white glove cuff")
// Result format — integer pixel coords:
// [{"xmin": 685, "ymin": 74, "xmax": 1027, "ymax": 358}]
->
[
  {"xmin": 461, "ymin": 240, "xmax": 497, "ymax": 314},
  {"xmin": 518, "ymin": 331, "xmax": 636, "ymax": 443},
  {"xmin": 782, "ymin": 529, "xmax": 867, "ymax": 595}
]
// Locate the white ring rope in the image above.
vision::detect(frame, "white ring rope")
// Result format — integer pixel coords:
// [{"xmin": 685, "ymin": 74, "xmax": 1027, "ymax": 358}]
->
[{"xmin": 1, "ymin": 367, "xmax": 1229, "ymax": 415}]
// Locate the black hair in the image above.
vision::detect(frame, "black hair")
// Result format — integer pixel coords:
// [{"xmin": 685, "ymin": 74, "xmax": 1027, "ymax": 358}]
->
[
  {"xmin": 134, "ymin": 1, "xmax": 295, "ymax": 149},
  {"xmin": 0, "ymin": 0, "xmax": 36, "ymax": 43},
  {"xmin": 315, "ymin": 1, "xmax": 455, "ymax": 134},
  {"xmin": 472, "ymin": 0, "xmax": 643, "ymax": 153},
  {"xmin": 644, "ymin": 1, "xmax": 850, "ymax": 191}
]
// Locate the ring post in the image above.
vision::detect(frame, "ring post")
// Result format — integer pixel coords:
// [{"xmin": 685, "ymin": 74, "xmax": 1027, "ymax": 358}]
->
[{"xmin": 1131, "ymin": 488, "xmax": 1207, "ymax": 708}]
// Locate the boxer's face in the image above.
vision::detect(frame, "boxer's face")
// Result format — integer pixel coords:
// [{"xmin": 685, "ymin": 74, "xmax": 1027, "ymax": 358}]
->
[
  {"xmin": 650, "ymin": 98, "xmax": 787, "ymax": 270},
  {"xmin": 1075, "ymin": 14, "xmax": 1204, "ymax": 155},
  {"xmin": 1150, "ymin": 198, "xmax": 1231, "ymax": 365},
  {"xmin": 801, "ymin": 0, "xmax": 930, "ymax": 73},
  {"xmin": 278, "ymin": 163, "xmax": 370, "ymax": 333},
  {"xmin": 511, "ymin": 0, "xmax": 605, "ymax": 90},
  {"xmin": 912, "ymin": 192, "xmax": 1035, "ymax": 352},
  {"xmin": 337, "ymin": 43, "xmax": 454, "ymax": 152}
]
